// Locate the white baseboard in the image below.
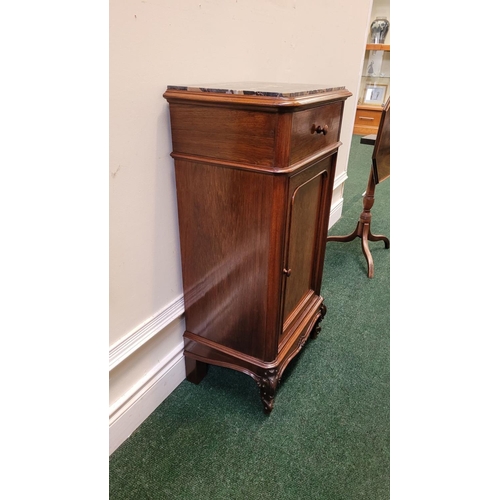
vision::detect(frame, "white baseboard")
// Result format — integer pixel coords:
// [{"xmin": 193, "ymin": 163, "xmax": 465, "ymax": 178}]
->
[
  {"xmin": 329, "ymin": 171, "xmax": 347, "ymax": 228},
  {"xmin": 328, "ymin": 197, "xmax": 344, "ymax": 228},
  {"xmin": 109, "ymin": 295, "xmax": 185, "ymax": 371},
  {"xmin": 109, "ymin": 341, "xmax": 186, "ymax": 455},
  {"xmin": 335, "ymin": 169, "xmax": 348, "ymax": 188}
]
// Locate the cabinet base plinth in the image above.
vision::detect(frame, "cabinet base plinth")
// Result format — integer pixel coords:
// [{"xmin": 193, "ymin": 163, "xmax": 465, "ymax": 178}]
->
[{"xmin": 183, "ymin": 300, "xmax": 327, "ymax": 413}]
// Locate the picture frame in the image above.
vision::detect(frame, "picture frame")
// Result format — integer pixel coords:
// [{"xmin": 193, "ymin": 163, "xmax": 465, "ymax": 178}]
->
[{"xmin": 362, "ymin": 83, "xmax": 388, "ymax": 106}]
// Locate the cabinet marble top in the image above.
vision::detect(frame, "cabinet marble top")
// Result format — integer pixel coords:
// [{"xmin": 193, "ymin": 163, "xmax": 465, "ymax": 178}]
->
[{"xmin": 166, "ymin": 82, "xmax": 346, "ymax": 98}]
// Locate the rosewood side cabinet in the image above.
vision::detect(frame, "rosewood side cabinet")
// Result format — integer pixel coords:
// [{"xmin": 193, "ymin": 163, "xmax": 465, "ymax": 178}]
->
[{"xmin": 163, "ymin": 83, "xmax": 352, "ymax": 413}]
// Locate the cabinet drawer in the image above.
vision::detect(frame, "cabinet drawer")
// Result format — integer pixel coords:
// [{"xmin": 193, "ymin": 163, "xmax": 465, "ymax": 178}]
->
[
  {"xmin": 169, "ymin": 103, "xmax": 278, "ymax": 167},
  {"xmin": 354, "ymin": 107, "xmax": 382, "ymax": 128},
  {"xmin": 289, "ymin": 102, "xmax": 342, "ymax": 166}
]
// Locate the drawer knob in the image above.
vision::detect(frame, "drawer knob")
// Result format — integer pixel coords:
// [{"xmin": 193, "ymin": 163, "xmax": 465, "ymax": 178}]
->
[
  {"xmin": 283, "ymin": 268, "xmax": 292, "ymax": 277},
  {"xmin": 312, "ymin": 124, "xmax": 329, "ymax": 135}
]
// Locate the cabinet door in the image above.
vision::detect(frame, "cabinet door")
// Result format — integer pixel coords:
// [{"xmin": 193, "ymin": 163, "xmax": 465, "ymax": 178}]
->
[{"xmin": 280, "ymin": 156, "xmax": 334, "ymax": 345}]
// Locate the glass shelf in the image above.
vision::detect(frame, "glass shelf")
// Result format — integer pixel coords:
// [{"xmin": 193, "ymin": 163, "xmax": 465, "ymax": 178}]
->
[
  {"xmin": 361, "ymin": 75, "xmax": 390, "ymax": 80},
  {"xmin": 358, "ymin": 45, "xmax": 390, "ymax": 107}
]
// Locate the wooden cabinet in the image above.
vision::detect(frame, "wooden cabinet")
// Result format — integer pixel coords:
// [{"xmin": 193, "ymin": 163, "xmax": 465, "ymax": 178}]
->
[
  {"xmin": 354, "ymin": 105, "xmax": 384, "ymax": 135},
  {"xmin": 163, "ymin": 83, "xmax": 351, "ymax": 412},
  {"xmin": 354, "ymin": 44, "xmax": 390, "ymax": 135}
]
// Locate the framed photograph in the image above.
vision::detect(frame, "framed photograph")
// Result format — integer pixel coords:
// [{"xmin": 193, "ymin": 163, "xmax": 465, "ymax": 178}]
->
[{"xmin": 363, "ymin": 83, "xmax": 388, "ymax": 106}]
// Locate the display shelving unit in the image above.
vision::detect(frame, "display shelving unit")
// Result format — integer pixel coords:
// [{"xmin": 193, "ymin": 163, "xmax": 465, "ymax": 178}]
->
[{"xmin": 353, "ymin": 43, "xmax": 390, "ymax": 135}]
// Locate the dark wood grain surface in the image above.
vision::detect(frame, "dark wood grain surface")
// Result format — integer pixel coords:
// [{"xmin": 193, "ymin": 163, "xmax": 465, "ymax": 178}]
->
[{"xmin": 164, "ymin": 84, "xmax": 351, "ymax": 412}]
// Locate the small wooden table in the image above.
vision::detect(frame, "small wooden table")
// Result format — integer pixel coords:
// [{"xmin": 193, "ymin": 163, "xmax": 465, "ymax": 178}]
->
[{"xmin": 327, "ymin": 100, "xmax": 390, "ymax": 278}]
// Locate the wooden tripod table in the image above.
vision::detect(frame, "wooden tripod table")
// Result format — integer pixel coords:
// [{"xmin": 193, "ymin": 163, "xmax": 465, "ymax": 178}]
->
[{"xmin": 327, "ymin": 99, "xmax": 390, "ymax": 278}]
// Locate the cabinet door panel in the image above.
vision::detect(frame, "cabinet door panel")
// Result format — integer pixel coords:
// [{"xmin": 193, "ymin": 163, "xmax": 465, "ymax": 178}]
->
[{"xmin": 281, "ymin": 157, "xmax": 332, "ymax": 337}]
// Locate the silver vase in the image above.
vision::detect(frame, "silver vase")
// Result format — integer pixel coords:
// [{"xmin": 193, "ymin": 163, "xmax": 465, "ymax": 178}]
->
[{"xmin": 370, "ymin": 17, "xmax": 390, "ymax": 44}]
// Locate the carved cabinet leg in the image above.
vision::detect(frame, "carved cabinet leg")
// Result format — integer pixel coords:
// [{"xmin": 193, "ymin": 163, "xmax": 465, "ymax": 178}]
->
[
  {"xmin": 257, "ymin": 369, "xmax": 279, "ymax": 414},
  {"xmin": 310, "ymin": 303, "xmax": 327, "ymax": 339}
]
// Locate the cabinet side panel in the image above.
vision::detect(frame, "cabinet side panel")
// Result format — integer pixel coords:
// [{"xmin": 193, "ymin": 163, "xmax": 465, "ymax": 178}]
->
[{"xmin": 175, "ymin": 160, "xmax": 273, "ymax": 359}]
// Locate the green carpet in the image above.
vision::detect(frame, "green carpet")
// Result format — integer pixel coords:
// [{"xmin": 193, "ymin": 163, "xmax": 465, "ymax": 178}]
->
[{"xmin": 109, "ymin": 136, "xmax": 390, "ymax": 499}]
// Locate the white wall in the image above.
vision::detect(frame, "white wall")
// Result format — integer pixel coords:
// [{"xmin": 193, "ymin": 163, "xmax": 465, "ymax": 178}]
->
[{"xmin": 109, "ymin": 0, "xmax": 373, "ymax": 455}]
